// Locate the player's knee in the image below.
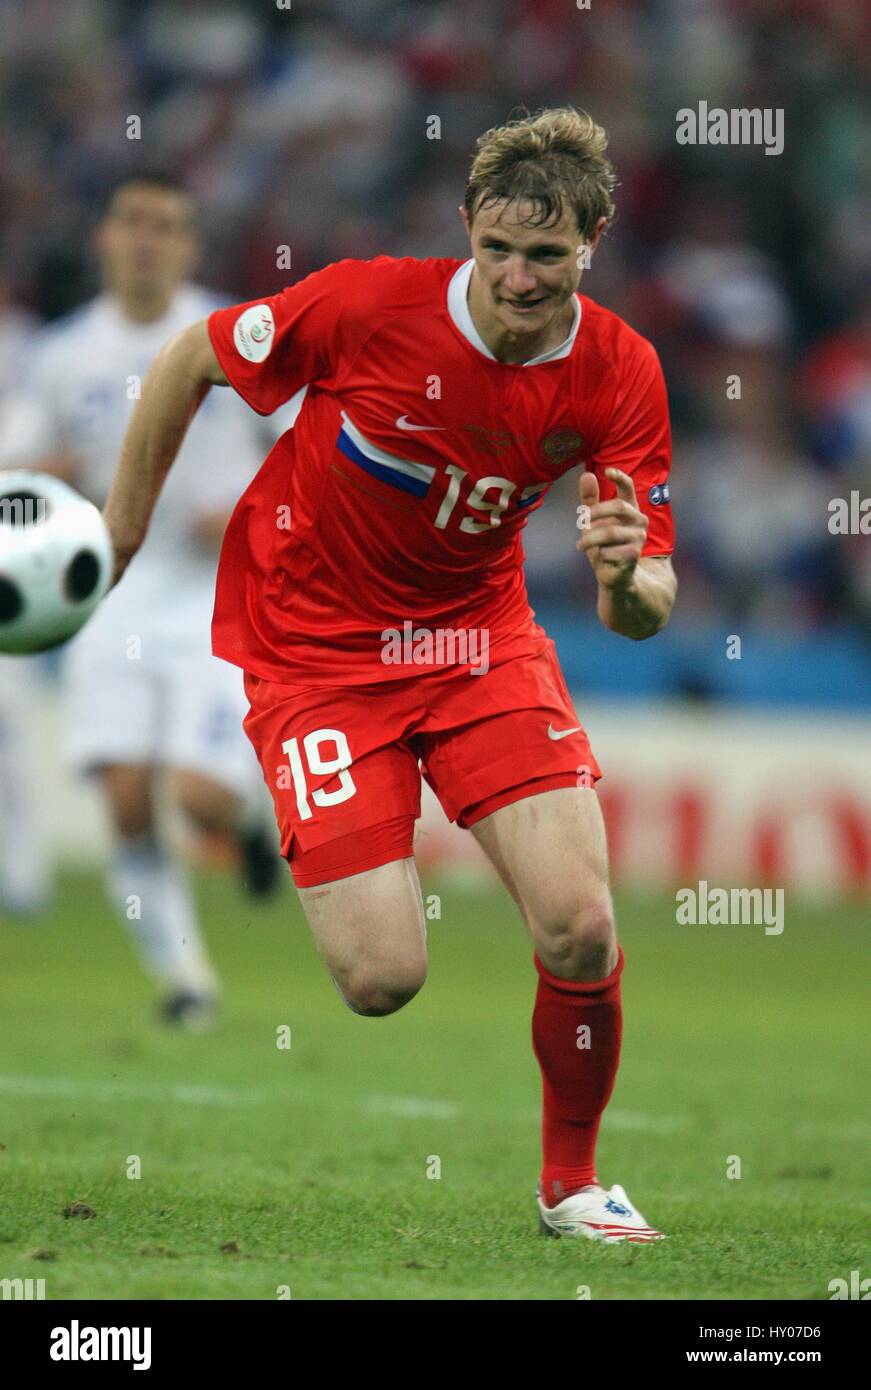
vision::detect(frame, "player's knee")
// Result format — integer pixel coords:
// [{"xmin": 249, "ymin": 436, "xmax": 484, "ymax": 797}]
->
[
  {"xmin": 339, "ymin": 959, "xmax": 427, "ymax": 1017},
  {"xmin": 172, "ymin": 770, "xmax": 238, "ymax": 834},
  {"xmin": 111, "ymin": 806, "xmax": 154, "ymax": 840},
  {"xmin": 533, "ymin": 895, "xmax": 616, "ymax": 981},
  {"xmin": 100, "ymin": 771, "xmax": 153, "ymax": 840}
]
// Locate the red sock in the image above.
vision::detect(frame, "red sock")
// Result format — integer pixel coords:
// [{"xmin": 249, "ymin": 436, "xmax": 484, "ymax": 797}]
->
[{"xmin": 532, "ymin": 945, "xmax": 624, "ymax": 1209}]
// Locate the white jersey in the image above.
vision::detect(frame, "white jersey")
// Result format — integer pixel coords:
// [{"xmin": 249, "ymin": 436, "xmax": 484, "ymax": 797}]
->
[
  {"xmin": 0, "ymin": 304, "xmax": 40, "ymax": 397},
  {"xmin": 0, "ymin": 284, "xmax": 268, "ymax": 636}
]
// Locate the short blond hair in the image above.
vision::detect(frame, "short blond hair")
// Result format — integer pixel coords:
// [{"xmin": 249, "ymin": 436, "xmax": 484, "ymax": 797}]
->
[{"xmin": 465, "ymin": 106, "xmax": 616, "ymax": 240}]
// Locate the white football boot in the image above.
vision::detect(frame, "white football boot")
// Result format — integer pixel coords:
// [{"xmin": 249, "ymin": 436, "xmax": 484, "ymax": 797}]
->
[{"xmin": 537, "ymin": 1183, "xmax": 666, "ymax": 1243}]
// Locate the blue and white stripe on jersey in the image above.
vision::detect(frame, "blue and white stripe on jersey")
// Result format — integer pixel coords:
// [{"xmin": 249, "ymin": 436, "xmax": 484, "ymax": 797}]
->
[
  {"xmin": 516, "ymin": 485, "xmax": 548, "ymax": 509},
  {"xmin": 336, "ymin": 412, "xmax": 436, "ymax": 498}
]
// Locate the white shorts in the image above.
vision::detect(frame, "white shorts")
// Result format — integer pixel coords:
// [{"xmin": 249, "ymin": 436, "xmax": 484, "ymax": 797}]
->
[{"xmin": 62, "ymin": 593, "xmax": 258, "ymax": 799}]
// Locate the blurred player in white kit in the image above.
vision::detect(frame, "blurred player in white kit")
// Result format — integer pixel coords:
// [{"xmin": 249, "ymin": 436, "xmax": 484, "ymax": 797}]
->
[
  {"xmin": 0, "ymin": 272, "xmax": 52, "ymax": 918},
  {"xmin": 0, "ymin": 173, "xmax": 285, "ymax": 1026}
]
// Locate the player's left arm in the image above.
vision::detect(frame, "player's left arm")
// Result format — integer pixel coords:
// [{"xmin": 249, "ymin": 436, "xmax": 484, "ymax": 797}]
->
[
  {"xmin": 578, "ymin": 337, "xmax": 676, "ymax": 639},
  {"xmin": 577, "ymin": 462, "xmax": 676, "ymax": 638}
]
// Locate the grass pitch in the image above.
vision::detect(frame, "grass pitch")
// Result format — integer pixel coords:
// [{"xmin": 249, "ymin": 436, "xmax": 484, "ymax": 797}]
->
[{"xmin": 0, "ymin": 868, "xmax": 867, "ymax": 1300}]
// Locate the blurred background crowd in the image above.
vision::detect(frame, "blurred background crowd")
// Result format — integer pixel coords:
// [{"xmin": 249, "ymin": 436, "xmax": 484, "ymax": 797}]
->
[{"xmin": 1, "ymin": 0, "xmax": 870, "ymax": 702}]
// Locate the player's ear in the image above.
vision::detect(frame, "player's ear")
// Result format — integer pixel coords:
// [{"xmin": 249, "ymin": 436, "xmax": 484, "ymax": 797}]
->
[
  {"xmin": 587, "ymin": 216, "xmax": 608, "ymax": 255},
  {"xmin": 460, "ymin": 206, "xmax": 472, "ymax": 240}
]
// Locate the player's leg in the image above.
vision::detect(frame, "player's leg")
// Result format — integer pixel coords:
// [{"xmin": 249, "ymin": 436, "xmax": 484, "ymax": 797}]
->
[
  {"xmin": 165, "ymin": 647, "xmax": 279, "ymax": 896},
  {"xmin": 469, "ymin": 784, "xmax": 662, "ymax": 1239},
  {"xmin": 98, "ymin": 761, "xmax": 220, "ymax": 1016},
  {"xmin": 169, "ymin": 768, "xmax": 237, "ymax": 835},
  {"xmin": 470, "ymin": 786, "xmax": 620, "ymax": 1199},
  {"xmin": 100, "ymin": 762, "xmax": 154, "ymax": 838},
  {"xmin": 297, "ymin": 855, "xmax": 427, "ymax": 1017},
  {"xmin": 0, "ymin": 657, "xmax": 52, "ymax": 916},
  {"xmin": 62, "ymin": 627, "xmax": 219, "ymax": 1020},
  {"xmin": 470, "ymin": 784, "xmax": 617, "ymax": 981},
  {"xmin": 421, "ymin": 645, "xmax": 663, "ymax": 1240},
  {"xmin": 242, "ymin": 671, "xmax": 427, "ymax": 1016},
  {"xmin": 167, "ymin": 767, "xmax": 277, "ymax": 897}
]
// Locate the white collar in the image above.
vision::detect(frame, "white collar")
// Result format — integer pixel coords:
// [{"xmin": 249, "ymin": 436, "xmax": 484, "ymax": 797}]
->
[{"xmin": 447, "ymin": 258, "xmax": 581, "ymax": 365}]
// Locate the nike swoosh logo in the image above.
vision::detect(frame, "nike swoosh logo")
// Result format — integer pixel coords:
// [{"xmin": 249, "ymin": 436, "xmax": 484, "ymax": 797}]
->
[
  {"xmin": 547, "ymin": 723, "xmax": 582, "ymax": 740},
  {"xmin": 396, "ymin": 415, "xmax": 446, "ymax": 432}
]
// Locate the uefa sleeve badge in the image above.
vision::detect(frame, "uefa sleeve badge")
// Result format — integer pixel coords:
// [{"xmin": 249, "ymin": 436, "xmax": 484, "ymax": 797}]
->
[{"xmin": 233, "ymin": 304, "xmax": 275, "ymax": 363}]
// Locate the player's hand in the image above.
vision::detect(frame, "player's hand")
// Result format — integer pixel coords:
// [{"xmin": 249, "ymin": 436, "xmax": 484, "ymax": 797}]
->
[
  {"xmin": 108, "ymin": 554, "xmax": 130, "ymax": 589},
  {"xmin": 102, "ymin": 517, "xmax": 138, "ymax": 590},
  {"xmin": 576, "ymin": 467, "xmax": 648, "ymax": 592}
]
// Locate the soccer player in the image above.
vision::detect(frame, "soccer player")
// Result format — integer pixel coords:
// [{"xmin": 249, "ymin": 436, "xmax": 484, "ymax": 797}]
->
[
  {"xmin": 0, "ymin": 279, "xmax": 52, "ymax": 917},
  {"xmin": 103, "ymin": 110, "xmax": 676, "ymax": 1237},
  {"xmin": 1, "ymin": 173, "xmax": 284, "ymax": 1027}
]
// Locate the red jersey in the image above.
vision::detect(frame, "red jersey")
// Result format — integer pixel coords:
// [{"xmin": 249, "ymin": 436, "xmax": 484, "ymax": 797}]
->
[{"xmin": 207, "ymin": 255, "xmax": 674, "ymax": 686}]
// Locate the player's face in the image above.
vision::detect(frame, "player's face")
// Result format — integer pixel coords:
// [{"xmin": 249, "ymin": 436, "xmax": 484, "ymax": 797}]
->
[
  {"xmin": 96, "ymin": 185, "xmax": 198, "ymax": 302},
  {"xmin": 464, "ymin": 199, "xmax": 600, "ymax": 338}
]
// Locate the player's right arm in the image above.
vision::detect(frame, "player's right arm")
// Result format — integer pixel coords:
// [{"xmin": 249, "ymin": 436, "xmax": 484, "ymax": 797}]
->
[
  {"xmin": 104, "ymin": 259, "xmax": 369, "ymax": 587},
  {"xmin": 103, "ymin": 318, "xmax": 227, "ymax": 586}
]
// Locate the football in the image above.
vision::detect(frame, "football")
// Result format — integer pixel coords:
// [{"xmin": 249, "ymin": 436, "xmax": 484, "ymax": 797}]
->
[{"xmin": 0, "ymin": 470, "xmax": 114, "ymax": 654}]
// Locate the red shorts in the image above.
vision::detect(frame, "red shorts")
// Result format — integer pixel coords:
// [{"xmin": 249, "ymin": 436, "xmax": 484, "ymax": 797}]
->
[{"xmin": 242, "ymin": 641, "xmax": 601, "ymax": 887}]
